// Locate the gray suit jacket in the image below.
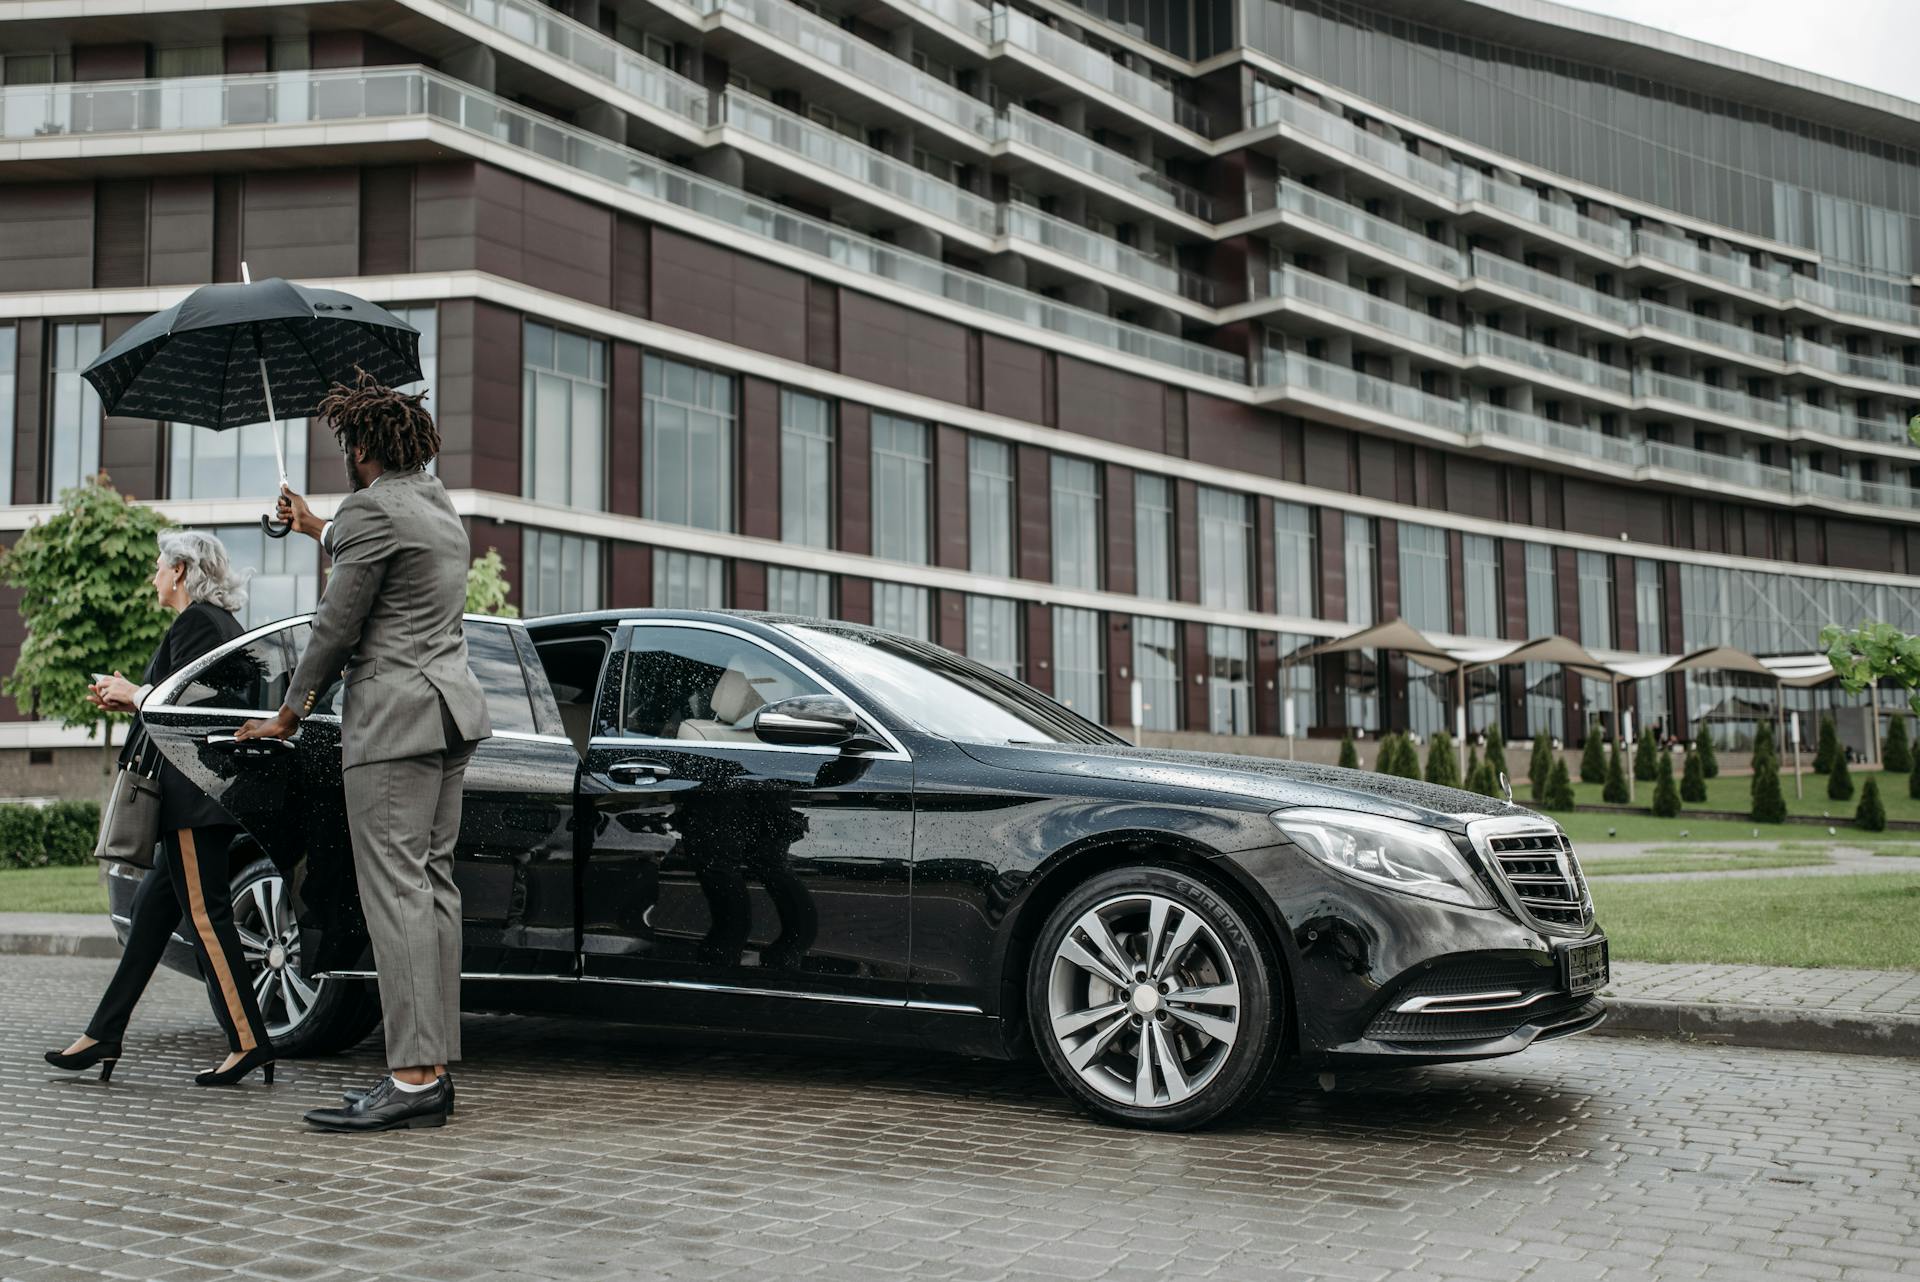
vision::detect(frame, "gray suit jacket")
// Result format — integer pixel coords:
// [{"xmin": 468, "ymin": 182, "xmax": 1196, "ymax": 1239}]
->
[{"xmin": 287, "ymin": 469, "xmax": 492, "ymax": 769}]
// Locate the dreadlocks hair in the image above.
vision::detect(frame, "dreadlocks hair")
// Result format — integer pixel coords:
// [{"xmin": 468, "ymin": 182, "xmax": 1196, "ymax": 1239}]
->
[{"xmin": 317, "ymin": 367, "xmax": 439, "ymax": 472}]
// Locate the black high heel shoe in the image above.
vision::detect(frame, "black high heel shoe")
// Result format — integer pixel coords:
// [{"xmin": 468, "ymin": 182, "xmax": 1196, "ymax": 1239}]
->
[
  {"xmin": 195, "ymin": 1044, "xmax": 277, "ymax": 1087},
  {"xmin": 45, "ymin": 1041, "xmax": 122, "ymax": 1081}
]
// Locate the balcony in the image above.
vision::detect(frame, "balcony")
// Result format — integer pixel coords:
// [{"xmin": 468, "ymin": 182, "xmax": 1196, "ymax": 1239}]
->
[
  {"xmin": 1469, "ymin": 403, "xmax": 1639, "ymax": 468},
  {"xmin": 1002, "ymin": 203, "xmax": 1213, "ymax": 303},
  {"xmin": 1634, "ymin": 233, "xmax": 1784, "ymax": 299},
  {"xmin": 1788, "ymin": 402, "xmax": 1913, "ymax": 448},
  {"xmin": 1249, "ymin": 89, "xmax": 1460, "ymax": 202},
  {"xmin": 1641, "ymin": 440, "xmax": 1794, "ymax": 496},
  {"xmin": 718, "ymin": 90, "xmax": 997, "ymax": 236},
  {"xmin": 984, "ymin": 6, "xmax": 1209, "ymax": 135},
  {"xmin": 1796, "ymin": 468, "xmax": 1920, "ymax": 512},
  {"xmin": 1635, "ymin": 301, "xmax": 1786, "ymax": 364},
  {"xmin": 1263, "ymin": 268, "xmax": 1464, "ymax": 355},
  {"xmin": 1632, "ymin": 370, "xmax": 1789, "ymax": 429},
  {"xmin": 1465, "ymin": 328, "xmax": 1632, "ymax": 398},
  {"xmin": 0, "ymin": 69, "xmax": 1244, "ymax": 384},
  {"xmin": 1259, "ymin": 351, "xmax": 1469, "ymax": 435},
  {"xmin": 997, "ymin": 106, "xmax": 1211, "ymax": 220},
  {"xmin": 1470, "ymin": 251, "xmax": 1636, "ymax": 329},
  {"xmin": 1458, "ymin": 171, "xmax": 1630, "ymax": 257},
  {"xmin": 893, "ymin": 0, "xmax": 993, "ymax": 39},
  {"xmin": 1268, "ymin": 180, "xmax": 1465, "ymax": 279},
  {"xmin": 1790, "ymin": 339, "xmax": 1920, "ymax": 390}
]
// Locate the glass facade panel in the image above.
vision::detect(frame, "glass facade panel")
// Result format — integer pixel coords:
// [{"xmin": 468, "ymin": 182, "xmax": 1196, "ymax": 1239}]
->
[
  {"xmin": 968, "ymin": 437, "xmax": 1014, "ymax": 577},
  {"xmin": 1207, "ymin": 625, "xmax": 1251, "ymax": 735},
  {"xmin": 768, "ymin": 566, "xmax": 831, "ymax": 618},
  {"xmin": 872, "ymin": 581, "xmax": 930, "ymax": 639},
  {"xmin": 1524, "ymin": 543, "xmax": 1563, "ymax": 740},
  {"xmin": 387, "ymin": 304, "xmax": 439, "ymax": 476},
  {"xmin": 967, "ymin": 595, "xmax": 1020, "ymax": 677},
  {"xmin": 169, "ymin": 419, "xmax": 307, "ymax": 500},
  {"xmin": 524, "ymin": 529, "xmax": 603, "ymax": 617},
  {"xmin": 1279, "ymin": 630, "xmax": 1317, "ymax": 735},
  {"xmin": 0, "ymin": 328, "xmax": 16, "ymax": 505},
  {"xmin": 1050, "ymin": 456, "xmax": 1102, "ymax": 590},
  {"xmin": 1577, "ymin": 551, "xmax": 1614, "ymax": 651},
  {"xmin": 642, "ymin": 352, "xmax": 731, "ymax": 529},
  {"xmin": 1343, "ymin": 516, "xmax": 1378, "ymax": 730},
  {"xmin": 1198, "ymin": 487, "xmax": 1251, "ymax": 610},
  {"xmin": 1274, "ymin": 501, "xmax": 1315, "ymax": 618},
  {"xmin": 1053, "ymin": 606, "xmax": 1104, "ymax": 720},
  {"xmin": 202, "ymin": 524, "xmax": 319, "ymax": 630},
  {"xmin": 871, "ymin": 415, "xmax": 930, "ymax": 565},
  {"xmin": 653, "ymin": 548, "xmax": 726, "ymax": 609},
  {"xmin": 1133, "ymin": 615, "xmax": 1179, "ymax": 731},
  {"xmin": 779, "ymin": 391, "xmax": 833, "ymax": 548},
  {"xmin": 1463, "ymin": 535, "xmax": 1500, "ymax": 639},
  {"xmin": 1399, "ymin": 523, "xmax": 1451, "ymax": 633},
  {"xmin": 1134, "ymin": 473, "xmax": 1174, "ymax": 601},
  {"xmin": 524, "ymin": 322, "xmax": 608, "ymax": 510},
  {"xmin": 48, "ymin": 322, "xmax": 102, "ymax": 499}
]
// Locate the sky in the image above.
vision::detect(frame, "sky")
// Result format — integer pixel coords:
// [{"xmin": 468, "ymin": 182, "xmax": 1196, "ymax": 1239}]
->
[{"xmin": 1562, "ymin": 0, "xmax": 1914, "ymax": 103}]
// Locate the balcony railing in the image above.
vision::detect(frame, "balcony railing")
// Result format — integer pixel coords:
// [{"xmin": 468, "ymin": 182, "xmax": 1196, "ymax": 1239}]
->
[
  {"xmin": 985, "ymin": 6, "xmax": 1208, "ymax": 135},
  {"xmin": 1633, "ymin": 370, "xmax": 1789, "ymax": 428},
  {"xmin": 997, "ymin": 106, "xmax": 1211, "ymax": 220},
  {"xmin": 1634, "ymin": 233, "xmax": 1784, "ymax": 298},
  {"xmin": 700, "ymin": 0, "xmax": 998, "ymax": 140},
  {"xmin": 1268, "ymin": 268, "xmax": 1464, "ymax": 353},
  {"xmin": 1799, "ymin": 468, "xmax": 1920, "ymax": 511},
  {"xmin": 1470, "ymin": 251, "xmax": 1636, "ymax": 328},
  {"xmin": 894, "ymin": 0, "xmax": 992, "ymax": 37},
  {"xmin": 1458, "ymin": 171, "xmax": 1630, "ymax": 256},
  {"xmin": 718, "ymin": 90, "xmax": 997, "ymax": 235},
  {"xmin": 1002, "ymin": 203, "xmax": 1212, "ymax": 303},
  {"xmin": 1249, "ymin": 89, "xmax": 1460, "ymax": 201},
  {"xmin": 1788, "ymin": 402, "xmax": 1913, "ymax": 447},
  {"xmin": 1635, "ymin": 301, "xmax": 1786, "ymax": 363},
  {"xmin": 0, "ymin": 69, "xmax": 1243, "ymax": 383},
  {"xmin": 1260, "ymin": 352, "xmax": 1469, "ymax": 435},
  {"xmin": 1790, "ymin": 339, "xmax": 1920, "ymax": 389},
  {"xmin": 1465, "ymin": 328, "xmax": 1632, "ymax": 396},
  {"xmin": 1470, "ymin": 403, "xmax": 1639, "ymax": 467},
  {"xmin": 1270, "ymin": 180, "xmax": 1465, "ymax": 278},
  {"xmin": 1642, "ymin": 441, "xmax": 1794, "ymax": 495}
]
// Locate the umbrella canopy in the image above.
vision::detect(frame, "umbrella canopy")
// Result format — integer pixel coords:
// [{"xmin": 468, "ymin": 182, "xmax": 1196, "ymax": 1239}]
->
[{"xmin": 83, "ymin": 278, "xmax": 422, "ymax": 430}]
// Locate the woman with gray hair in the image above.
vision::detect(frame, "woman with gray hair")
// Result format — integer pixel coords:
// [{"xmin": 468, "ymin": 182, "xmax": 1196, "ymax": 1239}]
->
[{"xmin": 45, "ymin": 529, "xmax": 277, "ymax": 1087}]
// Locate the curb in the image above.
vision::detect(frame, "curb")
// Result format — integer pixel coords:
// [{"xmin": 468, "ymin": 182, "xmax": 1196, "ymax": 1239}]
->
[
  {"xmin": 0, "ymin": 927, "xmax": 123, "ymax": 961},
  {"xmin": 1591, "ymin": 997, "xmax": 1920, "ymax": 1058}
]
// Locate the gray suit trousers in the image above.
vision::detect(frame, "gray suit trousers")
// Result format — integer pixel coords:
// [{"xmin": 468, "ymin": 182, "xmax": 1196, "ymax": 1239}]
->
[{"xmin": 344, "ymin": 705, "xmax": 477, "ymax": 1068}]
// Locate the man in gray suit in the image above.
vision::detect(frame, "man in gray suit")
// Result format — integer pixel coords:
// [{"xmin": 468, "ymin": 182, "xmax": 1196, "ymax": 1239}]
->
[{"xmin": 236, "ymin": 373, "xmax": 490, "ymax": 1133}]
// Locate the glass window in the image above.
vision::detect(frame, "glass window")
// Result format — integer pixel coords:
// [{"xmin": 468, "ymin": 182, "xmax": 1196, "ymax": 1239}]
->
[
  {"xmin": 1577, "ymin": 551, "xmax": 1614, "ymax": 651},
  {"xmin": 170, "ymin": 419, "xmax": 308, "ymax": 500},
  {"xmin": 1524, "ymin": 543, "xmax": 1563, "ymax": 740},
  {"xmin": 654, "ymin": 548, "xmax": 726, "ymax": 609},
  {"xmin": 642, "ymin": 352, "xmax": 732, "ymax": 529},
  {"xmin": 619, "ymin": 626, "xmax": 824, "ymax": 741},
  {"xmin": 1464, "ymin": 534, "xmax": 1500, "ymax": 639},
  {"xmin": 872, "ymin": 580, "xmax": 930, "ymax": 639},
  {"xmin": 154, "ymin": 45, "xmax": 223, "ymax": 77},
  {"xmin": 968, "ymin": 438, "xmax": 1014, "ymax": 577},
  {"xmin": 1135, "ymin": 474, "xmax": 1174, "ymax": 601},
  {"xmin": 1050, "ymin": 457, "xmax": 1102, "ymax": 590},
  {"xmin": 524, "ymin": 321, "xmax": 607, "ymax": 510},
  {"xmin": 523, "ymin": 529, "xmax": 602, "ymax": 617},
  {"xmin": 1198, "ymin": 487, "xmax": 1251, "ymax": 610},
  {"xmin": 0, "ymin": 327, "xmax": 14, "ymax": 505},
  {"xmin": 1274, "ymin": 501, "xmax": 1314, "ymax": 618},
  {"xmin": 204, "ymin": 523, "xmax": 319, "ymax": 630},
  {"xmin": 173, "ymin": 623, "xmax": 315, "ymax": 714},
  {"xmin": 1279, "ymin": 631, "xmax": 1316, "ymax": 735},
  {"xmin": 1634, "ymin": 558, "xmax": 1664, "ymax": 651},
  {"xmin": 872, "ymin": 415, "xmax": 930, "ymax": 565},
  {"xmin": 1207, "ymin": 625, "xmax": 1250, "ymax": 735},
  {"xmin": 1133, "ymin": 616, "xmax": 1179, "ymax": 731},
  {"xmin": 1343, "ymin": 516, "xmax": 1378, "ymax": 729},
  {"xmin": 780, "ymin": 391, "xmax": 833, "ymax": 548},
  {"xmin": 1399, "ymin": 523, "xmax": 1451, "ymax": 633},
  {"xmin": 768, "ymin": 566, "xmax": 831, "ymax": 618},
  {"xmin": 388, "ymin": 304, "xmax": 439, "ymax": 476},
  {"xmin": 465, "ymin": 622, "xmax": 539, "ymax": 734},
  {"xmin": 1053, "ymin": 606, "xmax": 1103, "ymax": 720},
  {"xmin": 48, "ymin": 321, "xmax": 102, "ymax": 499},
  {"xmin": 966, "ymin": 595, "xmax": 1020, "ymax": 678}
]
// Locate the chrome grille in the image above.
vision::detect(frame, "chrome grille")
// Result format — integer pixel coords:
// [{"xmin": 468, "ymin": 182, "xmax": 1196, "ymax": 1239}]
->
[{"xmin": 1468, "ymin": 820, "xmax": 1593, "ymax": 936}]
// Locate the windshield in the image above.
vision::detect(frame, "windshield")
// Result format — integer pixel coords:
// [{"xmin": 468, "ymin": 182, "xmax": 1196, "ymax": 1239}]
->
[{"xmin": 782, "ymin": 624, "xmax": 1123, "ymax": 746}]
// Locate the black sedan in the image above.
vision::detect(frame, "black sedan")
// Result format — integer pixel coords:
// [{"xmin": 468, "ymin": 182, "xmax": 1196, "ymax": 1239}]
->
[{"xmin": 122, "ymin": 609, "xmax": 1607, "ymax": 1130}]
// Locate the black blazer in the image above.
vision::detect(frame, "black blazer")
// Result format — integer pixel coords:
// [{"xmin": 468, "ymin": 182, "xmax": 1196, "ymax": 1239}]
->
[{"xmin": 125, "ymin": 600, "xmax": 245, "ymax": 832}]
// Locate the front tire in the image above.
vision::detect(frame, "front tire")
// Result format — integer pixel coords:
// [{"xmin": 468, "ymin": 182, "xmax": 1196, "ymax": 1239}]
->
[
  {"xmin": 1027, "ymin": 865, "xmax": 1286, "ymax": 1131},
  {"xmin": 230, "ymin": 857, "xmax": 379, "ymax": 1057}
]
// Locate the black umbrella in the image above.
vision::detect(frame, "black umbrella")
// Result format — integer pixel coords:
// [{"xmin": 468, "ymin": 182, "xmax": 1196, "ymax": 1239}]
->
[{"xmin": 83, "ymin": 265, "xmax": 423, "ymax": 537}]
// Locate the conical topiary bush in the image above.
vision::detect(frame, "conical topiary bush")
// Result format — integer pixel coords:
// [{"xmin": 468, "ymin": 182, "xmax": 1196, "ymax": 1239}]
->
[
  {"xmin": 1814, "ymin": 715, "xmax": 1840, "ymax": 775},
  {"xmin": 1651, "ymin": 749, "xmax": 1681, "ymax": 818},
  {"xmin": 1602, "ymin": 736, "xmax": 1629, "ymax": 804},
  {"xmin": 1750, "ymin": 749, "xmax": 1787, "ymax": 824},
  {"xmin": 1828, "ymin": 750, "xmax": 1854, "ymax": 801},
  {"xmin": 1544, "ymin": 758, "xmax": 1576, "ymax": 811},
  {"xmin": 1426, "ymin": 732, "xmax": 1460, "ymax": 788},
  {"xmin": 1680, "ymin": 748, "xmax": 1707, "ymax": 803},
  {"xmin": 1579, "ymin": 725, "xmax": 1606, "ymax": 784},
  {"xmin": 1529, "ymin": 732, "xmax": 1552, "ymax": 801},
  {"xmin": 1338, "ymin": 730, "xmax": 1359, "ymax": 770},
  {"xmin": 1885, "ymin": 715, "xmax": 1912, "ymax": 775},
  {"xmin": 1856, "ymin": 778, "xmax": 1887, "ymax": 832},
  {"xmin": 1696, "ymin": 724, "xmax": 1719, "ymax": 778},
  {"xmin": 1375, "ymin": 731, "xmax": 1401, "ymax": 774},
  {"xmin": 1633, "ymin": 726, "xmax": 1657, "ymax": 782}
]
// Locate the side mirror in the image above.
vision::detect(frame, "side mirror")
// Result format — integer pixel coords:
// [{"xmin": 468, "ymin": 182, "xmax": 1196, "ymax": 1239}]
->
[{"xmin": 753, "ymin": 696, "xmax": 881, "ymax": 751}]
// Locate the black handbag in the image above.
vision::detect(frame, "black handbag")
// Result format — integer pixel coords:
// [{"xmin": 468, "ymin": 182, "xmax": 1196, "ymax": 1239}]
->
[{"xmin": 95, "ymin": 727, "xmax": 162, "ymax": 870}]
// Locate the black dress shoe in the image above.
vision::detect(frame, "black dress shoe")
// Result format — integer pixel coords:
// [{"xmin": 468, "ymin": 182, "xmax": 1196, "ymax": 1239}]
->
[
  {"xmin": 305, "ymin": 1076, "xmax": 452, "ymax": 1133},
  {"xmin": 342, "ymin": 1071, "xmax": 454, "ymax": 1113}
]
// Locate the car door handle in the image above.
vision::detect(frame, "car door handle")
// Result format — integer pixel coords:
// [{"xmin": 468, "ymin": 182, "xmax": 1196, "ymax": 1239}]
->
[
  {"xmin": 607, "ymin": 760, "xmax": 671, "ymax": 786},
  {"xmin": 206, "ymin": 733, "xmax": 297, "ymax": 757}
]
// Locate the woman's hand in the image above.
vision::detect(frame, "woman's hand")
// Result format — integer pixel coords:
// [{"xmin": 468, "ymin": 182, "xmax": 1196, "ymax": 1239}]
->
[{"xmin": 89, "ymin": 672, "xmax": 141, "ymax": 714}]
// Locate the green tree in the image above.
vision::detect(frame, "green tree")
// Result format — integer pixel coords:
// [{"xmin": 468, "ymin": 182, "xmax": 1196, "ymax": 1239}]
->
[
  {"xmin": 1466, "ymin": 756, "xmax": 1500, "ymax": 798},
  {"xmin": 1465, "ymin": 747, "xmax": 1481, "ymax": 784},
  {"xmin": 1543, "ymin": 758, "xmax": 1576, "ymax": 811},
  {"xmin": 1337, "ymin": 731, "xmax": 1359, "ymax": 770},
  {"xmin": 464, "ymin": 547, "xmax": 519, "ymax": 618},
  {"xmin": 1751, "ymin": 718, "xmax": 1778, "ymax": 770},
  {"xmin": 1633, "ymin": 727, "xmax": 1657, "ymax": 782},
  {"xmin": 1856, "ymin": 778, "xmax": 1887, "ymax": 832},
  {"xmin": 1681, "ymin": 748, "xmax": 1708, "ymax": 803},
  {"xmin": 1529, "ymin": 732, "xmax": 1553, "ymax": 801},
  {"xmin": 1828, "ymin": 750, "xmax": 1854, "ymax": 801},
  {"xmin": 1579, "ymin": 725, "xmax": 1606, "ymax": 785},
  {"xmin": 1696, "ymin": 723, "xmax": 1719, "ymax": 778},
  {"xmin": 1885, "ymin": 715, "xmax": 1912, "ymax": 774},
  {"xmin": 1482, "ymin": 723, "xmax": 1507, "ymax": 786},
  {"xmin": 1750, "ymin": 749, "xmax": 1787, "ymax": 823},
  {"xmin": 1602, "ymin": 736, "xmax": 1629, "ymax": 804},
  {"xmin": 0, "ymin": 476, "xmax": 174, "ymax": 768},
  {"xmin": 1392, "ymin": 735, "xmax": 1423, "ymax": 781},
  {"xmin": 1426, "ymin": 731, "xmax": 1459, "ymax": 788},
  {"xmin": 1651, "ymin": 749, "xmax": 1681, "ymax": 818},
  {"xmin": 1375, "ymin": 731, "xmax": 1400, "ymax": 774},
  {"xmin": 1814, "ymin": 715, "xmax": 1840, "ymax": 775}
]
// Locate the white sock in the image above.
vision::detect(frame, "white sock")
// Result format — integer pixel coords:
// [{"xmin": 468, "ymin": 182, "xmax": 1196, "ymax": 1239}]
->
[{"xmin": 388, "ymin": 1075, "xmax": 438, "ymax": 1093}]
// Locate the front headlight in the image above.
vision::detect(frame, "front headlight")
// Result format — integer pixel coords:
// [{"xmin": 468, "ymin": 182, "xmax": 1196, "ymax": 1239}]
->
[{"xmin": 1272, "ymin": 808, "xmax": 1497, "ymax": 909}]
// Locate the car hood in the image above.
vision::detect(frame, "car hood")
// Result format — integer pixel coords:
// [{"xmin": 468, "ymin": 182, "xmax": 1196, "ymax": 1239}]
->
[{"xmin": 955, "ymin": 740, "xmax": 1536, "ymax": 834}]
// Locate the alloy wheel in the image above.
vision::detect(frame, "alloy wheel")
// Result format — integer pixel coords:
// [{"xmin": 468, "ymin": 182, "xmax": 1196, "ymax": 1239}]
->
[
  {"xmin": 1045, "ymin": 892, "xmax": 1242, "ymax": 1109},
  {"xmin": 231, "ymin": 871, "xmax": 324, "ymax": 1040}
]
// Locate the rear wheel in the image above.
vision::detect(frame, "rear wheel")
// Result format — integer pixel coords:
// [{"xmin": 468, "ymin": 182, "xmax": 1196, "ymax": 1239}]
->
[
  {"xmin": 230, "ymin": 857, "xmax": 379, "ymax": 1057},
  {"xmin": 1027, "ymin": 865, "xmax": 1286, "ymax": 1131}
]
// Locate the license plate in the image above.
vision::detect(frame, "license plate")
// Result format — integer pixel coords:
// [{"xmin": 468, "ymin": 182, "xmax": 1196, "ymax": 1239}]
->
[{"xmin": 1559, "ymin": 936, "xmax": 1609, "ymax": 996}]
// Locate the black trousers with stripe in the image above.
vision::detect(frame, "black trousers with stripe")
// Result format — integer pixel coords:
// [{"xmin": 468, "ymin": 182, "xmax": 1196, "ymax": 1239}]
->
[{"xmin": 87, "ymin": 825, "xmax": 272, "ymax": 1054}]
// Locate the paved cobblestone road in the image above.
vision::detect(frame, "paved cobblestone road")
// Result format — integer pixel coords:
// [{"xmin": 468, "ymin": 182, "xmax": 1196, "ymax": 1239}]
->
[{"xmin": 4, "ymin": 958, "xmax": 1919, "ymax": 1282}]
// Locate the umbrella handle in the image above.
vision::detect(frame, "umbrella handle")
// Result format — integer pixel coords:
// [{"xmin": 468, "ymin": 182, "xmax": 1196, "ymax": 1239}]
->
[{"xmin": 263, "ymin": 513, "xmax": 292, "ymax": 540}]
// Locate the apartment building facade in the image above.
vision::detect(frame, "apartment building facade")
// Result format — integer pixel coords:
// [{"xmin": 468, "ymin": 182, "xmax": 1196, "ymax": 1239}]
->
[{"xmin": 3, "ymin": 0, "xmax": 1919, "ymax": 764}]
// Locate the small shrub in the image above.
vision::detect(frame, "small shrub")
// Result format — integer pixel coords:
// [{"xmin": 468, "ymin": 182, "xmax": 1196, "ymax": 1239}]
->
[
  {"xmin": 1543, "ymin": 758, "xmax": 1576, "ymax": 811},
  {"xmin": 1633, "ymin": 727, "xmax": 1657, "ymax": 782},
  {"xmin": 1529, "ymin": 733, "xmax": 1552, "ymax": 801},
  {"xmin": 1375, "ymin": 732, "xmax": 1401, "ymax": 774},
  {"xmin": 42, "ymin": 801, "xmax": 101, "ymax": 866},
  {"xmin": 1681, "ymin": 749, "xmax": 1708, "ymax": 803},
  {"xmin": 1602, "ymin": 737, "xmax": 1629, "ymax": 804},
  {"xmin": 0, "ymin": 804, "xmax": 48, "ymax": 870},
  {"xmin": 1886, "ymin": 715, "xmax": 1913, "ymax": 774},
  {"xmin": 1828, "ymin": 752, "xmax": 1854, "ymax": 801},
  {"xmin": 1426, "ymin": 731, "xmax": 1459, "ymax": 789},
  {"xmin": 1750, "ymin": 752, "xmax": 1787, "ymax": 824},
  {"xmin": 1579, "ymin": 727, "xmax": 1606, "ymax": 784},
  {"xmin": 1392, "ymin": 735, "xmax": 1423, "ymax": 781},
  {"xmin": 1337, "ymin": 731, "xmax": 1359, "ymax": 770},
  {"xmin": 1814, "ymin": 715, "xmax": 1840, "ymax": 775},
  {"xmin": 1696, "ymin": 724, "xmax": 1719, "ymax": 778},
  {"xmin": 1856, "ymin": 778, "xmax": 1887, "ymax": 832},
  {"xmin": 1751, "ymin": 719, "xmax": 1777, "ymax": 772},
  {"xmin": 1467, "ymin": 757, "xmax": 1500, "ymax": 798},
  {"xmin": 1482, "ymin": 724, "xmax": 1506, "ymax": 784},
  {"xmin": 1651, "ymin": 750, "xmax": 1681, "ymax": 818}
]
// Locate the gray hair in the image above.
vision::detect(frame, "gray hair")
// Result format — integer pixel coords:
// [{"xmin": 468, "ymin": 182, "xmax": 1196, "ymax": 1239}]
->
[{"xmin": 157, "ymin": 530, "xmax": 250, "ymax": 614}]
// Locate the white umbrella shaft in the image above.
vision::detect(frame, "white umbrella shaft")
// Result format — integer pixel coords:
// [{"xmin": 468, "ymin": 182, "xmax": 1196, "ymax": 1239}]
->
[{"xmin": 257, "ymin": 353, "xmax": 288, "ymax": 490}]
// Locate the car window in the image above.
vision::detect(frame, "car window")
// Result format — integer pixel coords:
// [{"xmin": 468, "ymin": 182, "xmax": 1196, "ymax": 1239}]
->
[
  {"xmin": 171, "ymin": 623, "xmax": 342, "ymax": 715},
  {"xmin": 466, "ymin": 623, "xmax": 538, "ymax": 734},
  {"xmin": 619, "ymin": 626, "xmax": 825, "ymax": 743},
  {"xmin": 537, "ymin": 635, "xmax": 611, "ymax": 750}
]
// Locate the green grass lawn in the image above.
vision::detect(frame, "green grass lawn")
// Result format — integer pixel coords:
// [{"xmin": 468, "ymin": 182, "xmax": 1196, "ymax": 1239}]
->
[
  {"xmin": 1582, "ymin": 851, "xmax": 1831, "ymax": 877},
  {"xmin": 1552, "ymin": 810, "xmax": 1834, "ymax": 846},
  {"xmin": 1591, "ymin": 872, "xmax": 1920, "ymax": 970},
  {"xmin": 0, "ymin": 866, "xmax": 108, "ymax": 914},
  {"xmin": 1565, "ymin": 768, "xmax": 1915, "ymax": 820}
]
